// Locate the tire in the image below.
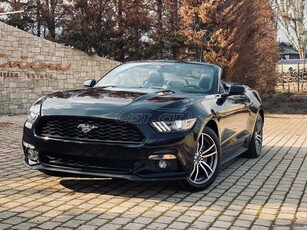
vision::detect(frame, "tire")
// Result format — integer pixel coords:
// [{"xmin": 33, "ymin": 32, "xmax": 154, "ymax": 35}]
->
[
  {"xmin": 243, "ymin": 114, "xmax": 263, "ymax": 158},
  {"xmin": 179, "ymin": 127, "xmax": 221, "ymax": 192}
]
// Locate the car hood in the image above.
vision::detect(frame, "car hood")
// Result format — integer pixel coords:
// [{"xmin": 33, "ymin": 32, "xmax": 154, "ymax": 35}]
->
[{"xmin": 40, "ymin": 87, "xmax": 205, "ymax": 120}]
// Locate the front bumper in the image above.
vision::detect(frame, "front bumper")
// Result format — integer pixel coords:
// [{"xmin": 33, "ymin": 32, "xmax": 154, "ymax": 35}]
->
[{"xmin": 22, "ymin": 121, "xmax": 198, "ymax": 181}]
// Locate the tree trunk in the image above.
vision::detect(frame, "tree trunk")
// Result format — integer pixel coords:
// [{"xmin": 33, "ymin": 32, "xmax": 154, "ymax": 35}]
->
[
  {"xmin": 117, "ymin": 0, "xmax": 125, "ymax": 61},
  {"xmin": 299, "ymin": 49, "xmax": 305, "ymax": 59},
  {"xmin": 171, "ymin": 0, "xmax": 178, "ymax": 59}
]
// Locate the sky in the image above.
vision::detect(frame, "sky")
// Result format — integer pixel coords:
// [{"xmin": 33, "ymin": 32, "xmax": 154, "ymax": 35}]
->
[{"xmin": 277, "ymin": 30, "xmax": 288, "ymax": 43}]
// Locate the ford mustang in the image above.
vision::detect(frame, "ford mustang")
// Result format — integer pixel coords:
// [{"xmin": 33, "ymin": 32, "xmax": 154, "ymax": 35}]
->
[{"xmin": 22, "ymin": 61, "xmax": 264, "ymax": 191}]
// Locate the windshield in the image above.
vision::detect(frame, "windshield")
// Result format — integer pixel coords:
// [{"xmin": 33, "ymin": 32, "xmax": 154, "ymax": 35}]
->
[{"xmin": 95, "ymin": 62, "xmax": 218, "ymax": 94}]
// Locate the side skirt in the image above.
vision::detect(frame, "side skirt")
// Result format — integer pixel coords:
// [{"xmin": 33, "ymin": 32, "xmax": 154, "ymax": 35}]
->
[{"xmin": 221, "ymin": 147, "xmax": 249, "ymax": 165}]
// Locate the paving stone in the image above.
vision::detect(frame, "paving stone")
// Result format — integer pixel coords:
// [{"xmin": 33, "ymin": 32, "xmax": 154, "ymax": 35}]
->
[
  {"xmin": 233, "ymin": 219, "xmax": 253, "ymax": 228},
  {"xmin": 74, "ymin": 213, "xmax": 97, "ymax": 221},
  {"xmin": 38, "ymin": 221, "xmax": 61, "ymax": 229},
  {"xmin": 190, "ymin": 220, "xmax": 211, "ymax": 229},
  {"xmin": 0, "ymin": 223, "xmax": 13, "ymax": 230},
  {"xmin": 86, "ymin": 218, "xmax": 108, "ymax": 226},
  {"xmin": 155, "ymin": 216, "xmax": 175, "ymax": 224},
  {"xmin": 206, "ymin": 227, "xmax": 226, "ymax": 230},
  {"xmin": 133, "ymin": 217, "xmax": 153, "ymax": 224},
  {"xmin": 2, "ymin": 216, "xmax": 28, "ymax": 225},
  {"xmin": 250, "ymin": 225, "xmax": 271, "ymax": 230},
  {"xmin": 254, "ymin": 219, "xmax": 273, "ymax": 227},
  {"xmin": 61, "ymin": 219, "xmax": 86, "ymax": 228},
  {"xmin": 163, "ymin": 211, "xmax": 182, "ymax": 218},
  {"xmin": 98, "ymin": 223, "xmax": 121, "ymax": 230},
  {"xmin": 41, "ymin": 210, "xmax": 64, "ymax": 218},
  {"xmin": 0, "ymin": 211, "xmax": 17, "ymax": 219},
  {"xmin": 10, "ymin": 222, "xmax": 38, "ymax": 230},
  {"xmin": 168, "ymin": 221, "xmax": 189, "ymax": 229},
  {"xmin": 212, "ymin": 220, "xmax": 232, "ymax": 228},
  {"xmin": 108, "ymin": 206, "xmax": 129, "ymax": 214},
  {"xmin": 146, "ymin": 222, "xmax": 168, "ymax": 229},
  {"xmin": 196, "ymin": 215, "xmax": 216, "ymax": 223},
  {"xmin": 123, "ymin": 223, "xmax": 145, "ymax": 230},
  {"xmin": 141, "ymin": 211, "xmax": 161, "ymax": 218},
  {"xmin": 99, "ymin": 213, "xmax": 120, "ymax": 220},
  {"xmin": 0, "ymin": 115, "xmax": 307, "ymax": 230},
  {"xmin": 111, "ymin": 217, "xmax": 133, "ymax": 225},
  {"xmin": 50, "ymin": 214, "xmax": 73, "ymax": 223},
  {"xmin": 76, "ymin": 224, "xmax": 98, "ymax": 230}
]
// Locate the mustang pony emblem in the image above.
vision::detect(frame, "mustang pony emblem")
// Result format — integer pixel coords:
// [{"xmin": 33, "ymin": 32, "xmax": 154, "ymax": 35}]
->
[{"xmin": 77, "ymin": 124, "xmax": 98, "ymax": 133}]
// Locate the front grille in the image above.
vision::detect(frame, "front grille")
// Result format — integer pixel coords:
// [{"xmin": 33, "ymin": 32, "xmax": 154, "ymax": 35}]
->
[{"xmin": 35, "ymin": 116, "xmax": 144, "ymax": 143}]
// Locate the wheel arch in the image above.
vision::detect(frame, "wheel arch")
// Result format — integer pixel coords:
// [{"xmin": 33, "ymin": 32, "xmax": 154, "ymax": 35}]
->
[{"xmin": 205, "ymin": 119, "xmax": 219, "ymax": 138}]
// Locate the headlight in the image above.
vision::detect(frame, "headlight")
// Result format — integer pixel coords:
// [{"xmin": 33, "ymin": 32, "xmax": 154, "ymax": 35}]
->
[
  {"xmin": 151, "ymin": 118, "xmax": 197, "ymax": 133},
  {"xmin": 27, "ymin": 107, "xmax": 40, "ymax": 123},
  {"xmin": 25, "ymin": 97, "xmax": 45, "ymax": 128}
]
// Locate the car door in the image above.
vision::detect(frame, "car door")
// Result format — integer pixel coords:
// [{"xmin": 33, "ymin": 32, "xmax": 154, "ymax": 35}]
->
[{"xmin": 219, "ymin": 87, "xmax": 252, "ymax": 158}]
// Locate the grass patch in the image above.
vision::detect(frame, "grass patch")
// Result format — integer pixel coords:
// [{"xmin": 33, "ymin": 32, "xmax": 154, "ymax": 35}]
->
[{"xmin": 263, "ymin": 92, "xmax": 307, "ymax": 114}]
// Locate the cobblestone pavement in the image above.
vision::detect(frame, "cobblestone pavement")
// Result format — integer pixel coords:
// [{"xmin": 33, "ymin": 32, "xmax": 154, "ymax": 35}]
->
[{"xmin": 0, "ymin": 115, "xmax": 306, "ymax": 230}]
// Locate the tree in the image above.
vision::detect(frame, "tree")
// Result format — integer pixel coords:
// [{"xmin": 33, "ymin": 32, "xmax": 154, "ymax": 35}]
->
[
  {"xmin": 230, "ymin": 0, "xmax": 279, "ymax": 96},
  {"xmin": 60, "ymin": 0, "xmax": 117, "ymax": 56},
  {"xmin": 0, "ymin": 0, "xmax": 27, "ymax": 30},
  {"xmin": 179, "ymin": 0, "xmax": 207, "ymax": 61},
  {"xmin": 148, "ymin": 0, "xmax": 185, "ymax": 60},
  {"xmin": 118, "ymin": 0, "xmax": 152, "ymax": 60},
  {"xmin": 0, "ymin": 0, "xmax": 67, "ymax": 41},
  {"xmin": 60, "ymin": 0, "xmax": 154, "ymax": 61},
  {"xmin": 180, "ymin": 0, "xmax": 279, "ymax": 96},
  {"xmin": 0, "ymin": 0, "xmax": 279, "ymax": 97},
  {"xmin": 273, "ymin": 0, "xmax": 307, "ymax": 59},
  {"xmin": 39, "ymin": 0, "xmax": 67, "ymax": 41}
]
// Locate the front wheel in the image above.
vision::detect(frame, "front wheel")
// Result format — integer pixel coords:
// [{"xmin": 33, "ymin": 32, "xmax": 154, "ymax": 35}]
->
[{"xmin": 179, "ymin": 127, "xmax": 221, "ymax": 192}]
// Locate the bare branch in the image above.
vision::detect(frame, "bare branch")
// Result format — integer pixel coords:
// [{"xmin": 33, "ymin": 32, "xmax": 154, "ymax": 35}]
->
[{"xmin": 273, "ymin": 0, "xmax": 307, "ymax": 58}]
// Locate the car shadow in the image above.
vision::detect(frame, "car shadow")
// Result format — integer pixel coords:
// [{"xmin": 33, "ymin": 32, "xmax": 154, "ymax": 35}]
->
[
  {"xmin": 59, "ymin": 177, "xmax": 182, "ymax": 199},
  {"xmin": 58, "ymin": 156, "xmax": 241, "ymax": 198}
]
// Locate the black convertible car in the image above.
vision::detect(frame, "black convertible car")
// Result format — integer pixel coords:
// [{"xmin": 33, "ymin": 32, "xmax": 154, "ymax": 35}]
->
[{"xmin": 22, "ymin": 61, "xmax": 263, "ymax": 191}]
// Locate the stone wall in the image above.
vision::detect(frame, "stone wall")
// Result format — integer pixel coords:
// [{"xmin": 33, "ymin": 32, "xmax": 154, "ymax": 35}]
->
[{"xmin": 0, "ymin": 22, "xmax": 119, "ymax": 115}]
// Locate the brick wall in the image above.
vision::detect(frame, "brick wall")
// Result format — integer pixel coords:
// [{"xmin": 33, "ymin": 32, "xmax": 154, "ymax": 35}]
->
[{"xmin": 0, "ymin": 22, "xmax": 119, "ymax": 115}]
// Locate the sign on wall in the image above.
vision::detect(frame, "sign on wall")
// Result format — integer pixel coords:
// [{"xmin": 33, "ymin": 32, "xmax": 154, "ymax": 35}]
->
[{"xmin": 0, "ymin": 53, "xmax": 71, "ymax": 79}]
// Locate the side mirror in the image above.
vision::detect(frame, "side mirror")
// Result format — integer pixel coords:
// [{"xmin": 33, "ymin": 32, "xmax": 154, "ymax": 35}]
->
[
  {"xmin": 228, "ymin": 85, "xmax": 245, "ymax": 96},
  {"xmin": 83, "ymin": 79, "xmax": 96, "ymax": 88},
  {"xmin": 217, "ymin": 85, "xmax": 245, "ymax": 105}
]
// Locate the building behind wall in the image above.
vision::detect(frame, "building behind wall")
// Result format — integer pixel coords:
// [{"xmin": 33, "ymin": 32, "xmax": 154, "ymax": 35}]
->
[{"xmin": 0, "ymin": 22, "xmax": 119, "ymax": 115}]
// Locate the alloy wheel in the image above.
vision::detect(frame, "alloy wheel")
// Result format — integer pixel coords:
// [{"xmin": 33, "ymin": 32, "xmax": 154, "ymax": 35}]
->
[
  {"xmin": 254, "ymin": 115, "xmax": 263, "ymax": 154},
  {"xmin": 188, "ymin": 133, "xmax": 218, "ymax": 185}
]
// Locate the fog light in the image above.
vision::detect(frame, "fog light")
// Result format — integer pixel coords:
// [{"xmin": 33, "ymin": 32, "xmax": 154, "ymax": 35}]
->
[
  {"xmin": 159, "ymin": 160, "xmax": 167, "ymax": 169},
  {"xmin": 23, "ymin": 141, "xmax": 35, "ymax": 149},
  {"xmin": 26, "ymin": 148, "xmax": 39, "ymax": 161}
]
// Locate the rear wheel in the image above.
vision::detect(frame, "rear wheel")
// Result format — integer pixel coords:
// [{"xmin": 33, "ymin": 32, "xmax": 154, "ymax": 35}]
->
[
  {"xmin": 243, "ymin": 114, "xmax": 263, "ymax": 158},
  {"xmin": 179, "ymin": 127, "xmax": 221, "ymax": 192}
]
